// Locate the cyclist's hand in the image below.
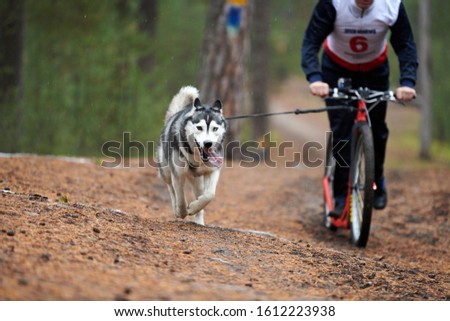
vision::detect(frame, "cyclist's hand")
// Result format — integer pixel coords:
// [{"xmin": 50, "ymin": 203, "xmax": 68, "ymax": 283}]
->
[
  {"xmin": 309, "ymin": 81, "xmax": 330, "ymax": 98},
  {"xmin": 395, "ymin": 86, "xmax": 416, "ymax": 101}
]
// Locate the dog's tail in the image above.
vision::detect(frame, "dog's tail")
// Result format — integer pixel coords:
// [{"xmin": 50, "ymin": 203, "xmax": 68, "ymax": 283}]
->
[{"xmin": 165, "ymin": 86, "xmax": 199, "ymax": 123}]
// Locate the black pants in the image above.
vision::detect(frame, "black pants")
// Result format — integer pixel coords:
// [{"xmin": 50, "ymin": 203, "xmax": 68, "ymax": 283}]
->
[{"xmin": 321, "ymin": 52, "xmax": 389, "ymax": 198}]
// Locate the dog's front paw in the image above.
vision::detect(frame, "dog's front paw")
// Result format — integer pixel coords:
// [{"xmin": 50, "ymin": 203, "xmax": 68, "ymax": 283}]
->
[
  {"xmin": 187, "ymin": 204, "xmax": 197, "ymax": 216},
  {"xmin": 188, "ymin": 193, "xmax": 214, "ymax": 215},
  {"xmin": 187, "ymin": 201, "xmax": 205, "ymax": 216}
]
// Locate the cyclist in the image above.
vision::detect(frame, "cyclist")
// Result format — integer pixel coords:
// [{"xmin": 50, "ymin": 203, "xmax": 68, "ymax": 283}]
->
[{"xmin": 301, "ymin": 0, "xmax": 418, "ymax": 217}]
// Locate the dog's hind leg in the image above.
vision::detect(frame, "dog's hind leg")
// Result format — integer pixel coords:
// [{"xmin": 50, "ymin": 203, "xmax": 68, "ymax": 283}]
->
[
  {"xmin": 166, "ymin": 184, "xmax": 177, "ymax": 216},
  {"xmin": 171, "ymin": 173, "xmax": 188, "ymax": 219},
  {"xmin": 187, "ymin": 170, "xmax": 220, "ymax": 224},
  {"xmin": 190, "ymin": 176, "xmax": 205, "ymax": 225}
]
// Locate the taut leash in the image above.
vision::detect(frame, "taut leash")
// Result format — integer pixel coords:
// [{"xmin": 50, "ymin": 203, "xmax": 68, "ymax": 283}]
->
[{"xmin": 225, "ymin": 105, "xmax": 356, "ymax": 120}]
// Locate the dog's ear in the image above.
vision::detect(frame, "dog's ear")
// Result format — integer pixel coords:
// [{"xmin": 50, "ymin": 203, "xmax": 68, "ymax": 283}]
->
[
  {"xmin": 211, "ymin": 100, "xmax": 223, "ymax": 113},
  {"xmin": 193, "ymin": 98, "xmax": 203, "ymax": 110}
]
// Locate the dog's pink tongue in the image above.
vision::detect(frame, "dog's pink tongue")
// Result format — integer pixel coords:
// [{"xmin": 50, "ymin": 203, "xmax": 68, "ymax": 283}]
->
[{"xmin": 206, "ymin": 148, "xmax": 223, "ymax": 167}]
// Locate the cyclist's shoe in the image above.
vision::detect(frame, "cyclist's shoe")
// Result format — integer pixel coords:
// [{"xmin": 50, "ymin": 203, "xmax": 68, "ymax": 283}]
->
[
  {"xmin": 328, "ymin": 195, "xmax": 346, "ymax": 218},
  {"xmin": 373, "ymin": 177, "xmax": 387, "ymax": 210}
]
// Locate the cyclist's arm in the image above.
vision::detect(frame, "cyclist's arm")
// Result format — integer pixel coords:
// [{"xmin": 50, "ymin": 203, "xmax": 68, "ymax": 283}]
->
[
  {"xmin": 389, "ymin": 3, "xmax": 418, "ymax": 88},
  {"xmin": 301, "ymin": 0, "xmax": 335, "ymax": 84}
]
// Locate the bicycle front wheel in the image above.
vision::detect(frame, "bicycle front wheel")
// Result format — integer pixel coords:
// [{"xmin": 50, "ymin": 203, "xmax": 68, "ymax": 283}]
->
[{"xmin": 350, "ymin": 124, "xmax": 375, "ymax": 247}]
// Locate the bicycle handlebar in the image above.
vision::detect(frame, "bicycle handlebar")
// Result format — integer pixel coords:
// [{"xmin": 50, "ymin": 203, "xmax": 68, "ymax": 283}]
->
[{"xmin": 328, "ymin": 87, "xmax": 398, "ymax": 104}]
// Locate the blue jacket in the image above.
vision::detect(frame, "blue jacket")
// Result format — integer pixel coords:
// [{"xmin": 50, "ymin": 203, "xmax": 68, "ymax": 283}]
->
[{"xmin": 301, "ymin": 0, "xmax": 418, "ymax": 88}]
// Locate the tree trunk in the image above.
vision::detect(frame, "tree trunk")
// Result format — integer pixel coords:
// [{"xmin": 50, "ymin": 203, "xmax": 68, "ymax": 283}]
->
[
  {"xmin": 250, "ymin": 0, "xmax": 270, "ymax": 140},
  {"xmin": 0, "ymin": 0, "xmax": 24, "ymax": 152},
  {"xmin": 418, "ymin": 0, "xmax": 432, "ymax": 159},
  {"xmin": 138, "ymin": 0, "xmax": 158, "ymax": 71},
  {"xmin": 198, "ymin": 0, "xmax": 252, "ymax": 158}
]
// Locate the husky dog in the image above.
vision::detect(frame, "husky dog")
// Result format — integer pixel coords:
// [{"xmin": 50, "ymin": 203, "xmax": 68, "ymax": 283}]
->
[{"xmin": 157, "ymin": 86, "xmax": 228, "ymax": 225}]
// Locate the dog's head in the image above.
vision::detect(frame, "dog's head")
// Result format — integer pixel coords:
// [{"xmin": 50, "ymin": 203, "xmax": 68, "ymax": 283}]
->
[{"xmin": 185, "ymin": 98, "xmax": 228, "ymax": 167}]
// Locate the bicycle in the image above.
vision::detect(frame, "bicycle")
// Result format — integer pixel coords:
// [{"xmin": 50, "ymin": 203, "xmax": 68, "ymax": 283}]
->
[{"xmin": 322, "ymin": 78, "xmax": 401, "ymax": 247}]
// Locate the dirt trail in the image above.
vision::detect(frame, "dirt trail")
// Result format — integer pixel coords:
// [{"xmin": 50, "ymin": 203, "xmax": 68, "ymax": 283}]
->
[{"xmin": 0, "ymin": 79, "xmax": 449, "ymax": 300}]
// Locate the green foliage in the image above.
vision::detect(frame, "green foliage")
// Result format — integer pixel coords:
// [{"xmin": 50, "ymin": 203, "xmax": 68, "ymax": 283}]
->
[
  {"xmin": 429, "ymin": 0, "xmax": 450, "ymax": 143},
  {"xmin": 401, "ymin": 0, "xmax": 450, "ymax": 143},
  {"xmin": 22, "ymin": 1, "xmax": 142, "ymax": 155},
  {"xmin": 268, "ymin": 0, "xmax": 317, "ymax": 83},
  {"xmin": 15, "ymin": 0, "xmax": 206, "ymax": 156},
  {"xmin": 58, "ymin": 193, "xmax": 69, "ymax": 203}
]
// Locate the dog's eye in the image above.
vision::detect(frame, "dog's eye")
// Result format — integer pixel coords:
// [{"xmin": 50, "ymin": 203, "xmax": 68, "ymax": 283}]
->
[
  {"xmin": 212, "ymin": 127, "xmax": 218, "ymax": 132},
  {"xmin": 196, "ymin": 126, "xmax": 203, "ymax": 131}
]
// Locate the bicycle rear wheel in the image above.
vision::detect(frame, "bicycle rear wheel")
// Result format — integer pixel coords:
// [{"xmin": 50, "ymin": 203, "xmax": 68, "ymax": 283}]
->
[
  {"xmin": 350, "ymin": 124, "xmax": 375, "ymax": 247},
  {"xmin": 323, "ymin": 135, "xmax": 337, "ymax": 231}
]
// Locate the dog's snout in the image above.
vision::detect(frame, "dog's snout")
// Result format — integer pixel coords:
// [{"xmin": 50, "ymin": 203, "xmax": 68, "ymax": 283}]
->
[{"xmin": 204, "ymin": 141, "xmax": 213, "ymax": 149}]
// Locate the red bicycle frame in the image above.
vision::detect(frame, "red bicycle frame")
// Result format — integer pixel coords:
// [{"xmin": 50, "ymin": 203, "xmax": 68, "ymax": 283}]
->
[{"xmin": 323, "ymin": 99, "xmax": 367, "ymax": 229}]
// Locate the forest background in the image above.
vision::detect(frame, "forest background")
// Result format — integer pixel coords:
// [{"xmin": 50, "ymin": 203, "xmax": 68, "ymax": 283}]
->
[{"xmin": 0, "ymin": 0, "xmax": 448, "ymax": 160}]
